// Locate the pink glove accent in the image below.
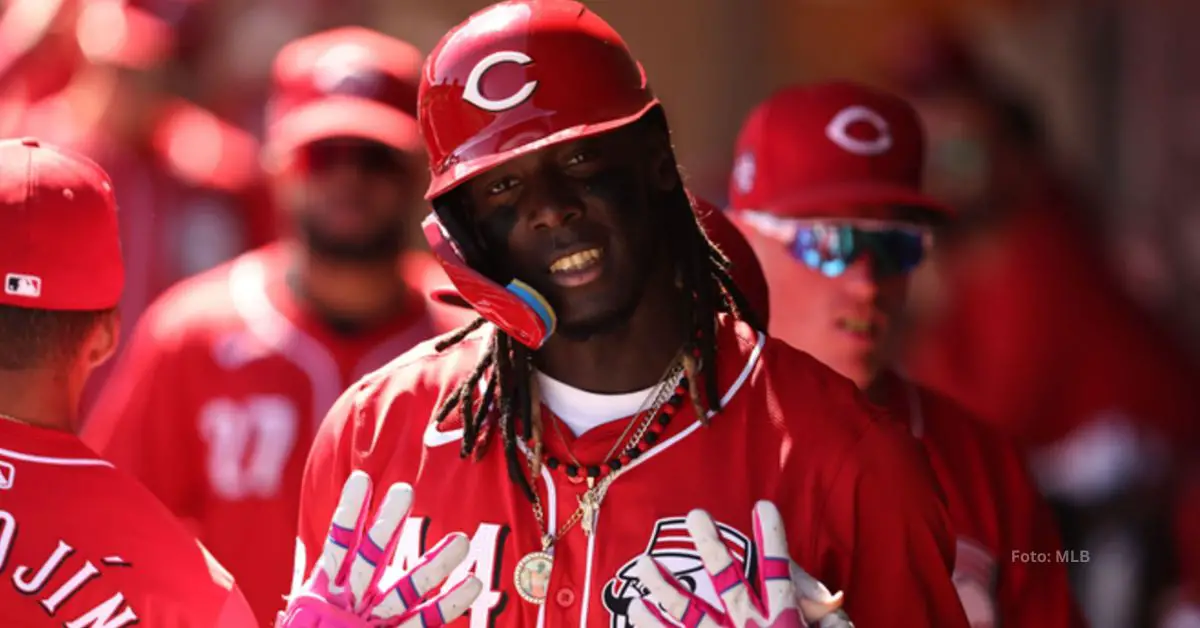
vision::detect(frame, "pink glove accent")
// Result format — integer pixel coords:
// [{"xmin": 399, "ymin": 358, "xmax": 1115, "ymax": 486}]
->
[{"xmin": 277, "ymin": 472, "xmax": 482, "ymax": 628}]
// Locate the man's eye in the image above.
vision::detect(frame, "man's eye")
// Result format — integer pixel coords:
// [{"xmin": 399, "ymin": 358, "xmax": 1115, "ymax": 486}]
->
[
  {"xmin": 488, "ymin": 177, "xmax": 519, "ymax": 196},
  {"xmin": 565, "ymin": 151, "xmax": 593, "ymax": 167}
]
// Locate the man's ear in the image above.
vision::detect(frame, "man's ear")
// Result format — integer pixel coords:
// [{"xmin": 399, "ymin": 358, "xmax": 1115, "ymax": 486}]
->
[{"xmin": 84, "ymin": 311, "xmax": 121, "ymax": 370}]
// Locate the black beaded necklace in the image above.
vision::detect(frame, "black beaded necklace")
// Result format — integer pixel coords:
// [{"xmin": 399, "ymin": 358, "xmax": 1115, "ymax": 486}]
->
[{"xmin": 532, "ymin": 347, "xmax": 700, "ymax": 482}]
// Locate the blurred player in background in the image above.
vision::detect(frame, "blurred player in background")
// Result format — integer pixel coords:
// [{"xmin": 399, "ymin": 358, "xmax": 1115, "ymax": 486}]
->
[
  {"xmin": 728, "ymin": 81, "xmax": 1084, "ymax": 627},
  {"xmin": 0, "ymin": 0, "xmax": 274, "ymax": 413},
  {"xmin": 0, "ymin": 137, "xmax": 256, "ymax": 626},
  {"xmin": 81, "ymin": 27, "xmax": 471, "ymax": 624},
  {"xmin": 878, "ymin": 26, "xmax": 1200, "ymax": 628}
]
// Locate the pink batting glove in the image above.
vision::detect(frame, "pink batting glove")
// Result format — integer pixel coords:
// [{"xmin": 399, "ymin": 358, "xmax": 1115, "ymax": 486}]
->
[
  {"xmin": 628, "ymin": 501, "xmax": 850, "ymax": 628},
  {"xmin": 276, "ymin": 471, "xmax": 482, "ymax": 627}
]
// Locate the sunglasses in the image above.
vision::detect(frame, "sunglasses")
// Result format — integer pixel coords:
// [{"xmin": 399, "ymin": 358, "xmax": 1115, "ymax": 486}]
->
[
  {"xmin": 303, "ymin": 140, "xmax": 407, "ymax": 175},
  {"xmin": 738, "ymin": 210, "xmax": 931, "ymax": 278}
]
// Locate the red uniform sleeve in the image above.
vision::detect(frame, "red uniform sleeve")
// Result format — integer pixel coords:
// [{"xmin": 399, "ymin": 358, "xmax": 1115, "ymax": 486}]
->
[
  {"xmin": 81, "ymin": 311, "xmax": 205, "ymax": 525},
  {"xmin": 296, "ymin": 379, "xmax": 362, "ymax": 577},
  {"xmin": 214, "ymin": 585, "xmax": 259, "ymax": 627},
  {"xmin": 807, "ymin": 422, "xmax": 970, "ymax": 627}
]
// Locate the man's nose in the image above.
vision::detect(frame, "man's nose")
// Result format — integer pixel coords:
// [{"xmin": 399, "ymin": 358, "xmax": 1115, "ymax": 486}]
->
[{"xmin": 526, "ymin": 176, "xmax": 584, "ymax": 230}]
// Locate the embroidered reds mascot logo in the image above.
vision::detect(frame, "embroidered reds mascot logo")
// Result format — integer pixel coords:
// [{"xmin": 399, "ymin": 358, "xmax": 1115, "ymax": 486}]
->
[
  {"xmin": 603, "ymin": 517, "xmax": 756, "ymax": 627},
  {"xmin": 463, "ymin": 50, "xmax": 539, "ymax": 112}
]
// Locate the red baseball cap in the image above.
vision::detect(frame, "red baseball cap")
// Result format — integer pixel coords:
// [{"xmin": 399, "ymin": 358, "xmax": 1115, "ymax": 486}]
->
[
  {"xmin": 0, "ymin": 137, "xmax": 123, "ymax": 311},
  {"xmin": 75, "ymin": 0, "xmax": 175, "ymax": 69},
  {"xmin": 728, "ymin": 81, "xmax": 950, "ymax": 220},
  {"xmin": 266, "ymin": 27, "xmax": 423, "ymax": 158}
]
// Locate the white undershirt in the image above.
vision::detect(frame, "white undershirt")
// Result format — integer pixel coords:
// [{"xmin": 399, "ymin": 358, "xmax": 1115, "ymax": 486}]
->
[{"xmin": 535, "ymin": 371, "xmax": 658, "ymax": 437}]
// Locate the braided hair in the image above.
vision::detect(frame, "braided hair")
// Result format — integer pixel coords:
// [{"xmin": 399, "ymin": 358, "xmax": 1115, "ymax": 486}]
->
[{"xmin": 431, "ymin": 112, "xmax": 763, "ymax": 501}]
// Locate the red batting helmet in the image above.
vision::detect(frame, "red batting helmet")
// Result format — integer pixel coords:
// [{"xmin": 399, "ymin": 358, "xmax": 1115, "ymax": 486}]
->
[
  {"xmin": 418, "ymin": 0, "xmax": 660, "ymax": 349},
  {"xmin": 419, "ymin": 0, "xmax": 658, "ymax": 200}
]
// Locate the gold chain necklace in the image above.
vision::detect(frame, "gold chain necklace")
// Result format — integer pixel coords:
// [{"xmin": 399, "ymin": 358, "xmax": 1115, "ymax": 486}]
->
[
  {"xmin": 549, "ymin": 356, "xmax": 683, "ymax": 472},
  {"xmin": 513, "ymin": 360, "xmax": 686, "ymax": 605}
]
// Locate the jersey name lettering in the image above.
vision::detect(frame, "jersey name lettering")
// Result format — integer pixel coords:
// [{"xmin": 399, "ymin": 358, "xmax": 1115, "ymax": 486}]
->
[{"xmin": 0, "ymin": 509, "xmax": 139, "ymax": 627}]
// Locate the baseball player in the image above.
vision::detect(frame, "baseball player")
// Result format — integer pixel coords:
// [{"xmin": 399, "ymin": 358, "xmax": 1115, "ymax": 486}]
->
[
  {"xmin": 0, "ymin": 137, "xmax": 256, "ymax": 626},
  {"xmin": 80, "ymin": 27, "xmax": 471, "ymax": 625},
  {"xmin": 296, "ymin": 2, "xmax": 971, "ymax": 626},
  {"xmin": 726, "ymin": 81, "xmax": 1084, "ymax": 627}
]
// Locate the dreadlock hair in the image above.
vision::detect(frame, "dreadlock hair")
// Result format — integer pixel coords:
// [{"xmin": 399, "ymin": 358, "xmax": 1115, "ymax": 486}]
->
[{"xmin": 430, "ymin": 108, "xmax": 764, "ymax": 501}]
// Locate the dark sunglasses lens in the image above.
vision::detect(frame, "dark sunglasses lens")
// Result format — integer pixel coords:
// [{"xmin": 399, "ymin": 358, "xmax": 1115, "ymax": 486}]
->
[
  {"xmin": 864, "ymin": 230, "xmax": 926, "ymax": 276},
  {"xmin": 790, "ymin": 225, "xmax": 925, "ymax": 277},
  {"xmin": 791, "ymin": 225, "xmax": 857, "ymax": 277}
]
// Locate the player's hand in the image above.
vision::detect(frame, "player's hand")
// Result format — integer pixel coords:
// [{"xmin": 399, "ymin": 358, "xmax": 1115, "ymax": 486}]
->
[
  {"xmin": 627, "ymin": 501, "xmax": 851, "ymax": 627},
  {"xmin": 276, "ymin": 471, "xmax": 481, "ymax": 627},
  {"xmin": 788, "ymin": 561, "xmax": 852, "ymax": 628}
]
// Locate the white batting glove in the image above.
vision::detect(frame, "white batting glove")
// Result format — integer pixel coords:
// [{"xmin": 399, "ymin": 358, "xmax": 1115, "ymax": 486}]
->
[
  {"xmin": 628, "ymin": 501, "xmax": 851, "ymax": 627},
  {"xmin": 277, "ymin": 471, "xmax": 482, "ymax": 627}
]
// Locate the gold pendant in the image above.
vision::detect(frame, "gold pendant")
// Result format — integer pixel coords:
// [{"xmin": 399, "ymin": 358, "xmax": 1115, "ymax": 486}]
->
[
  {"xmin": 580, "ymin": 480, "xmax": 598, "ymax": 536},
  {"xmin": 514, "ymin": 550, "xmax": 554, "ymax": 605}
]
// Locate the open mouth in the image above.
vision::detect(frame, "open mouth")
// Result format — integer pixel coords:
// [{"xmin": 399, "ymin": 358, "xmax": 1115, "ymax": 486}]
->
[{"xmin": 548, "ymin": 247, "xmax": 605, "ymax": 288}]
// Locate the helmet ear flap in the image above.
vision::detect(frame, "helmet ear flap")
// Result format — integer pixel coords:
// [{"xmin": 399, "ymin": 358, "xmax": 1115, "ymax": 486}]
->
[
  {"xmin": 431, "ymin": 194, "xmax": 511, "ymax": 285},
  {"xmin": 421, "ymin": 210, "xmax": 556, "ymax": 350}
]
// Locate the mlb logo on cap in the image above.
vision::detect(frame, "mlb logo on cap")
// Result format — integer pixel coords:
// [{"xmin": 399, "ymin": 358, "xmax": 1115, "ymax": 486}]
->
[
  {"xmin": 0, "ymin": 138, "xmax": 124, "ymax": 311},
  {"xmin": 5, "ymin": 274, "xmax": 42, "ymax": 298}
]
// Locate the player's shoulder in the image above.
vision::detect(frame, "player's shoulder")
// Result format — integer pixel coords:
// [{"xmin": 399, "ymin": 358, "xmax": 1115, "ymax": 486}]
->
[
  {"xmin": 138, "ymin": 245, "xmax": 282, "ymax": 344},
  {"xmin": 369, "ymin": 322, "xmax": 490, "ymax": 390},
  {"xmin": 1, "ymin": 441, "xmax": 238, "ymax": 610},
  {"xmin": 752, "ymin": 328, "xmax": 881, "ymax": 441},
  {"xmin": 715, "ymin": 316, "xmax": 889, "ymax": 465},
  {"xmin": 913, "ymin": 380, "xmax": 1040, "ymax": 492},
  {"xmin": 328, "ymin": 322, "xmax": 492, "ymax": 430},
  {"xmin": 913, "ymin": 381, "xmax": 1023, "ymax": 460}
]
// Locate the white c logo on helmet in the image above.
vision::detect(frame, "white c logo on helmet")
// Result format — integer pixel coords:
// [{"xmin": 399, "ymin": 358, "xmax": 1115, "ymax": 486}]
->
[
  {"xmin": 825, "ymin": 105, "xmax": 892, "ymax": 156},
  {"xmin": 463, "ymin": 50, "xmax": 538, "ymax": 112}
]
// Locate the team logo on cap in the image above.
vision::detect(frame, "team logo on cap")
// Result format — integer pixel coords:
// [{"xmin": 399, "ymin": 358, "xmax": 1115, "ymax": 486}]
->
[
  {"xmin": 603, "ymin": 516, "xmax": 755, "ymax": 627},
  {"xmin": 463, "ymin": 50, "xmax": 539, "ymax": 112},
  {"xmin": 733, "ymin": 152, "xmax": 756, "ymax": 194},
  {"xmin": 826, "ymin": 105, "xmax": 892, "ymax": 156},
  {"xmin": 313, "ymin": 43, "xmax": 383, "ymax": 99},
  {"xmin": 5, "ymin": 273, "xmax": 42, "ymax": 298}
]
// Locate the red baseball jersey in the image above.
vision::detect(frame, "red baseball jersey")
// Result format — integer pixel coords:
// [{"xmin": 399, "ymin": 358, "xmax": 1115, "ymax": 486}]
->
[
  {"xmin": 81, "ymin": 242, "xmax": 473, "ymax": 626},
  {"xmin": 875, "ymin": 371, "xmax": 1085, "ymax": 628},
  {"xmin": 0, "ymin": 419, "xmax": 255, "ymax": 627},
  {"xmin": 297, "ymin": 316, "xmax": 971, "ymax": 627}
]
